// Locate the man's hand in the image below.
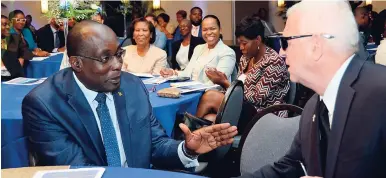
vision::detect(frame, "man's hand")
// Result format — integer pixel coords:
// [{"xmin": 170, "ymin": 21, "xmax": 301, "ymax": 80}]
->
[
  {"xmin": 58, "ymin": 47, "xmax": 66, "ymax": 52},
  {"xmin": 205, "ymin": 69, "xmax": 228, "ymax": 86},
  {"xmin": 180, "ymin": 123, "xmax": 237, "ymax": 155},
  {"xmin": 36, "ymin": 50, "xmax": 50, "ymax": 57},
  {"xmin": 18, "ymin": 58, "xmax": 24, "ymax": 66}
]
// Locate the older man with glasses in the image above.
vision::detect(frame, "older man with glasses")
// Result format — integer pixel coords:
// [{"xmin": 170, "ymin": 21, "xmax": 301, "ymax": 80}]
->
[
  {"xmin": 239, "ymin": 1, "xmax": 386, "ymax": 178},
  {"xmin": 22, "ymin": 20, "xmax": 238, "ymax": 169}
]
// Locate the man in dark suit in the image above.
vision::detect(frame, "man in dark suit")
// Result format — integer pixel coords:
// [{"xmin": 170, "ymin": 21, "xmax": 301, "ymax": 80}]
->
[
  {"xmin": 22, "ymin": 20, "xmax": 237, "ymax": 168},
  {"xmin": 171, "ymin": 19, "xmax": 205, "ymax": 70},
  {"xmin": 240, "ymin": 1, "xmax": 386, "ymax": 178},
  {"xmin": 190, "ymin": 7, "xmax": 203, "ymax": 38},
  {"xmin": 36, "ymin": 18, "xmax": 65, "ymax": 53}
]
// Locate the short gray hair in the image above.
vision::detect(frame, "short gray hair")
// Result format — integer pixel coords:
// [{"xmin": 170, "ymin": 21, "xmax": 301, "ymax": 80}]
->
[{"xmin": 287, "ymin": 0, "xmax": 359, "ymax": 54}]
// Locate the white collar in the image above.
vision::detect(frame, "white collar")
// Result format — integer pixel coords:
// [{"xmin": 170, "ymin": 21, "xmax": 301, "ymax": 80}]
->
[
  {"xmin": 320, "ymin": 54, "xmax": 355, "ymax": 114},
  {"xmin": 73, "ymin": 72, "xmax": 114, "ymax": 103},
  {"xmin": 50, "ymin": 25, "xmax": 58, "ymax": 33}
]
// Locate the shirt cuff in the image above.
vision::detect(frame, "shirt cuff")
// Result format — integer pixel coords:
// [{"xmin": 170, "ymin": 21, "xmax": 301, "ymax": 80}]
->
[
  {"xmin": 177, "ymin": 141, "xmax": 199, "ymax": 168},
  {"xmin": 52, "ymin": 48, "xmax": 58, "ymax": 53}
]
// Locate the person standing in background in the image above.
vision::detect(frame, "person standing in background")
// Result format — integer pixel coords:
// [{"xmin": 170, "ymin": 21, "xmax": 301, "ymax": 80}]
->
[{"xmin": 190, "ymin": 7, "xmax": 203, "ymax": 38}]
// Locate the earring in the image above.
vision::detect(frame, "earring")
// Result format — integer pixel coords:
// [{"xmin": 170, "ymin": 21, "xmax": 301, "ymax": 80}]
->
[{"xmin": 258, "ymin": 46, "xmax": 260, "ymax": 50}]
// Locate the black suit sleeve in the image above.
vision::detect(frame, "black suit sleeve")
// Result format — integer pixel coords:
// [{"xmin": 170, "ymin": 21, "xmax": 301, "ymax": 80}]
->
[
  {"xmin": 22, "ymin": 94, "xmax": 95, "ymax": 166},
  {"xmin": 244, "ymin": 127, "xmax": 304, "ymax": 178}
]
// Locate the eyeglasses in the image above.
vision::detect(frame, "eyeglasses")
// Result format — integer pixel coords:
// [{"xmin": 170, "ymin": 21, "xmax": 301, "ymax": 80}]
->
[
  {"xmin": 268, "ymin": 34, "xmax": 335, "ymax": 50},
  {"xmin": 74, "ymin": 48, "xmax": 126, "ymax": 64},
  {"xmin": 12, "ymin": 18, "xmax": 26, "ymax": 23}
]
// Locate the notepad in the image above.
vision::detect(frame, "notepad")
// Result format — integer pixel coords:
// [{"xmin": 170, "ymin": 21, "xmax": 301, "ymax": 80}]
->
[
  {"xmin": 3, "ymin": 77, "xmax": 47, "ymax": 85},
  {"xmin": 33, "ymin": 167, "xmax": 105, "ymax": 178}
]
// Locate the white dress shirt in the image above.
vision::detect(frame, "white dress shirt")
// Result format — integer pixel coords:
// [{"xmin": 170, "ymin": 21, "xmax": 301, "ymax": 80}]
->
[
  {"xmin": 375, "ymin": 39, "xmax": 386, "ymax": 66},
  {"xmin": 73, "ymin": 73, "xmax": 198, "ymax": 168},
  {"xmin": 320, "ymin": 54, "xmax": 355, "ymax": 129},
  {"xmin": 191, "ymin": 25, "xmax": 200, "ymax": 37},
  {"xmin": 50, "ymin": 25, "xmax": 59, "ymax": 52},
  {"xmin": 176, "ymin": 44, "xmax": 190, "ymax": 70}
]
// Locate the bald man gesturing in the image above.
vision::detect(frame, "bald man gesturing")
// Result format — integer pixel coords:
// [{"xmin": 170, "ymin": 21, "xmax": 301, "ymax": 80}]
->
[{"xmin": 22, "ymin": 20, "xmax": 237, "ymax": 169}]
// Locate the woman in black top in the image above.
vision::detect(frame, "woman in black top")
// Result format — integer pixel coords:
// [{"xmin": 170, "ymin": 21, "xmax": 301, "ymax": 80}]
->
[{"xmin": 171, "ymin": 19, "xmax": 205, "ymax": 70}]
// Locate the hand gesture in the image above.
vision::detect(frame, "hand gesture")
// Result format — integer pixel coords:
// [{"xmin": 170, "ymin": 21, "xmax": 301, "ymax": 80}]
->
[{"xmin": 180, "ymin": 123, "xmax": 237, "ymax": 155}]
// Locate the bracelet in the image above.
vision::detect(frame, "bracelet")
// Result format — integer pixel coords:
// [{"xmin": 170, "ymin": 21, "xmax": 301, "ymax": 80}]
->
[{"xmin": 182, "ymin": 142, "xmax": 199, "ymax": 160}]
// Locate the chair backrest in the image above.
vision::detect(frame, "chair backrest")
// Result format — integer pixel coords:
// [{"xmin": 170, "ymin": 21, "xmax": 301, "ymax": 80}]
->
[
  {"xmin": 238, "ymin": 104, "xmax": 303, "ymax": 175},
  {"xmin": 213, "ymin": 80, "xmax": 244, "ymax": 159},
  {"xmin": 285, "ymin": 81, "xmax": 297, "ymax": 105}
]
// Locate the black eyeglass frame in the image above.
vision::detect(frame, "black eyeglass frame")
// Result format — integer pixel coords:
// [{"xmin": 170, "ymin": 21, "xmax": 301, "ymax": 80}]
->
[
  {"xmin": 267, "ymin": 34, "xmax": 334, "ymax": 50},
  {"xmin": 71, "ymin": 47, "xmax": 126, "ymax": 64}
]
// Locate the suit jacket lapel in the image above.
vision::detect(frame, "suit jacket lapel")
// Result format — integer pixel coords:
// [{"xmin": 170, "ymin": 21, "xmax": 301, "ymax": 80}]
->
[
  {"xmin": 325, "ymin": 56, "xmax": 364, "ymax": 178},
  {"xmin": 305, "ymin": 96, "xmax": 323, "ymax": 176},
  {"xmin": 113, "ymin": 89, "xmax": 133, "ymax": 167},
  {"xmin": 63, "ymin": 70, "xmax": 106, "ymax": 165}
]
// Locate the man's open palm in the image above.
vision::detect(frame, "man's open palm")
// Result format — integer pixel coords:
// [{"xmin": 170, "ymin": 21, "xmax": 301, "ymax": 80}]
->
[{"xmin": 179, "ymin": 123, "xmax": 238, "ymax": 154}]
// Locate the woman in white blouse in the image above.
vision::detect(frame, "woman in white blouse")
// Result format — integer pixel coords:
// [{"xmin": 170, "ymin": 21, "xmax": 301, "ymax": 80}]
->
[
  {"xmin": 160, "ymin": 15, "xmax": 236, "ymax": 85},
  {"xmin": 375, "ymin": 18, "xmax": 386, "ymax": 66},
  {"xmin": 121, "ymin": 18, "xmax": 167, "ymax": 75}
]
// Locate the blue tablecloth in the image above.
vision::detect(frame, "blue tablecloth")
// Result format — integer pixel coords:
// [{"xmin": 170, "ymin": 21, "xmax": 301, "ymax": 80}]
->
[
  {"xmin": 70, "ymin": 167, "xmax": 204, "ymax": 178},
  {"xmin": 1, "ymin": 82, "xmax": 202, "ymax": 168},
  {"xmin": 366, "ymin": 43, "xmax": 378, "ymax": 55},
  {"xmin": 25, "ymin": 53, "xmax": 63, "ymax": 78}
]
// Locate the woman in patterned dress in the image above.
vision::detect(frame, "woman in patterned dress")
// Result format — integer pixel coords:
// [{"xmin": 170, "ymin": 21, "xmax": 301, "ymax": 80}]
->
[{"xmin": 195, "ymin": 16, "xmax": 290, "ymax": 127}]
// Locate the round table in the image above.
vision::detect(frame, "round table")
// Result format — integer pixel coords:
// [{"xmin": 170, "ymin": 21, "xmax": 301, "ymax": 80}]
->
[
  {"xmin": 1, "ymin": 166, "xmax": 204, "ymax": 178},
  {"xmin": 25, "ymin": 53, "xmax": 63, "ymax": 78},
  {"xmin": 1, "ymin": 81, "xmax": 202, "ymax": 169}
]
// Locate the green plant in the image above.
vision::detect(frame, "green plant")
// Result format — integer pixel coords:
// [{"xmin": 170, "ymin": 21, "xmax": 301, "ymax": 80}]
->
[{"xmin": 43, "ymin": 0, "xmax": 100, "ymax": 21}]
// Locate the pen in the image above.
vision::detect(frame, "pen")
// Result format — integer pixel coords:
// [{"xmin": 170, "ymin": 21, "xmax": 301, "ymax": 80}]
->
[{"xmin": 299, "ymin": 161, "xmax": 308, "ymax": 176}]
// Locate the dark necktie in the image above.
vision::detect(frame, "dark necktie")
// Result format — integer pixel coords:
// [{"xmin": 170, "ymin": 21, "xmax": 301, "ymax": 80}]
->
[
  {"xmin": 318, "ymin": 100, "xmax": 330, "ymax": 174},
  {"xmin": 54, "ymin": 31, "xmax": 60, "ymax": 48},
  {"xmin": 95, "ymin": 93, "xmax": 121, "ymax": 166}
]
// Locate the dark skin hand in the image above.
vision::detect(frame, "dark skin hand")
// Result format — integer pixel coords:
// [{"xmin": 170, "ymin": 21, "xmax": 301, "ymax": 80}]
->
[{"xmin": 206, "ymin": 68, "xmax": 230, "ymax": 89}]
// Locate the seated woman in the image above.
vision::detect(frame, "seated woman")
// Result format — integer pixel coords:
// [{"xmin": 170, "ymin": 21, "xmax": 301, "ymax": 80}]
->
[
  {"xmin": 160, "ymin": 15, "xmax": 236, "ymax": 85},
  {"xmin": 171, "ymin": 19, "xmax": 205, "ymax": 70},
  {"xmin": 195, "ymin": 16, "xmax": 290, "ymax": 124},
  {"xmin": 9, "ymin": 10, "xmax": 49, "ymax": 57},
  {"xmin": 1, "ymin": 15, "xmax": 33, "ymax": 81},
  {"xmin": 376, "ymin": 15, "xmax": 386, "ymax": 66},
  {"xmin": 157, "ymin": 13, "xmax": 175, "ymax": 39},
  {"xmin": 121, "ymin": 18, "xmax": 167, "ymax": 75}
]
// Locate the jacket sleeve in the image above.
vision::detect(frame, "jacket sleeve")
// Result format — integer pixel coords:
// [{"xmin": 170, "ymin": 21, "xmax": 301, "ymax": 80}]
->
[
  {"xmin": 152, "ymin": 50, "xmax": 167, "ymax": 75},
  {"xmin": 22, "ymin": 94, "xmax": 95, "ymax": 166},
  {"xmin": 136, "ymin": 81, "xmax": 185, "ymax": 169},
  {"xmin": 203, "ymin": 46, "xmax": 236, "ymax": 85}
]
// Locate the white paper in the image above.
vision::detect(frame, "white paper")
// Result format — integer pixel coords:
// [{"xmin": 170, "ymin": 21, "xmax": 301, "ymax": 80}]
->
[
  {"xmin": 143, "ymin": 76, "xmax": 168, "ymax": 85},
  {"xmin": 177, "ymin": 84, "xmax": 220, "ymax": 93},
  {"xmin": 31, "ymin": 57, "xmax": 49, "ymax": 61},
  {"xmin": 129, "ymin": 72, "xmax": 154, "ymax": 78},
  {"xmin": 33, "ymin": 167, "xmax": 105, "ymax": 178},
  {"xmin": 170, "ymin": 81, "xmax": 202, "ymax": 88},
  {"xmin": 3, "ymin": 77, "xmax": 47, "ymax": 85},
  {"xmin": 31, "ymin": 52, "xmax": 64, "ymax": 61}
]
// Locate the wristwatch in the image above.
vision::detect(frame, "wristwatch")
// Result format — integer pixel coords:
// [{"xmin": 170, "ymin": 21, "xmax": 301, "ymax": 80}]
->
[{"xmin": 182, "ymin": 143, "xmax": 199, "ymax": 160}]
